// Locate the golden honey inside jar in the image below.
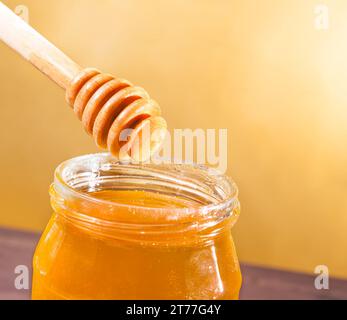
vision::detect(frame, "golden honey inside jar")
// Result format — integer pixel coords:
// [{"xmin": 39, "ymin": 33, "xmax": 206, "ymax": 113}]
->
[{"xmin": 32, "ymin": 153, "xmax": 242, "ymax": 299}]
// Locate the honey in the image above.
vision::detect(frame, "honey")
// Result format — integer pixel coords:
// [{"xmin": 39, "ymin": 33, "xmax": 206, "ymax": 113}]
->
[{"xmin": 32, "ymin": 153, "xmax": 241, "ymax": 299}]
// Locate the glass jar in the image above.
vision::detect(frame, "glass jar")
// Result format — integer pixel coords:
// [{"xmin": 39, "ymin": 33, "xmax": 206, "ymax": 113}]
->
[{"xmin": 32, "ymin": 153, "xmax": 241, "ymax": 299}]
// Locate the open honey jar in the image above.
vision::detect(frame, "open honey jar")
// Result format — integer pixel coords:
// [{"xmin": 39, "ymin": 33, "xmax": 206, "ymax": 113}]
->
[{"xmin": 32, "ymin": 153, "xmax": 241, "ymax": 299}]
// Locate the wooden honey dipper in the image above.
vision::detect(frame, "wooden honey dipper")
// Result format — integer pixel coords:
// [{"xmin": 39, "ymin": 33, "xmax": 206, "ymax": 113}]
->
[{"xmin": 0, "ymin": 2, "xmax": 167, "ymax": 161}]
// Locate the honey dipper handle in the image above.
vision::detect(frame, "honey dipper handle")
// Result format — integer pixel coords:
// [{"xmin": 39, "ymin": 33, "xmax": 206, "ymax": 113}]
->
[{"xmin": 0, "ymin": 2, "xmax": 81, "ymax": 89}]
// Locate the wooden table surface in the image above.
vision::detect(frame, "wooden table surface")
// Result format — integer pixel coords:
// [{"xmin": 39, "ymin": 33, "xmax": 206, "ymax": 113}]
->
[{"xmin": 1, "ymin": 227, "xmax": 346, "ymax": 300}]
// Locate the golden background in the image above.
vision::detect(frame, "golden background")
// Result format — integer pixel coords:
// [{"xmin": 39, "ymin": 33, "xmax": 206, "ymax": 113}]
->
[{"xmin": 0, "ymin": 0, "xmax": 346, "ymax": 278}]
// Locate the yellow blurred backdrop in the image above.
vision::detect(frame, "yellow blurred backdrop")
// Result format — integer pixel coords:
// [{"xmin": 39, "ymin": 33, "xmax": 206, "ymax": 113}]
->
[{"xmin": 0, "ymin": 0, "xmax": 346, "ymax": 278}]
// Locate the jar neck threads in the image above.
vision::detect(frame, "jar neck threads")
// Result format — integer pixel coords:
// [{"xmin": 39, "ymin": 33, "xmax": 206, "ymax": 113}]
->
[{"xmin": 51, "ymin": 153, "xmax": 240, "ymax": 245}]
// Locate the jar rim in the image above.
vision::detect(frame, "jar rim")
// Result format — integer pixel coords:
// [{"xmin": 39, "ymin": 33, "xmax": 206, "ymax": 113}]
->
[{"xmin": 53, "ymin": 153, "xmax": 239, "ymax": 225}]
